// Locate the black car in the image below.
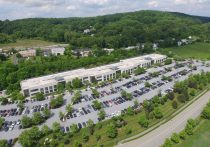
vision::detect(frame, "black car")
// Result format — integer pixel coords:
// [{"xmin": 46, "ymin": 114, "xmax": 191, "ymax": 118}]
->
[{"xmin": 78, "ymin": 123, "xmax": 82, "ymax": 129}]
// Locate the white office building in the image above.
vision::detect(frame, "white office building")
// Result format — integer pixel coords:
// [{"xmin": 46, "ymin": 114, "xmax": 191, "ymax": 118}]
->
[{"xmin": 20, "ymin": 54, "xmax": 166, "ymax": 97}]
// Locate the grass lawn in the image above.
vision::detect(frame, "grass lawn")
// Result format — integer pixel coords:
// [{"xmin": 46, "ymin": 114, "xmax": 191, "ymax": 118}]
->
[
  {"xmin": 0, "ymin": 39, "xmax": 57, "ymax": 50},
  {"xmin": 176, "ymin": 120, "xmax": 210, "ymax": 147},
  {"xmin": 163, "ymin": 43, "xmax": 210, "ymax": 60}
]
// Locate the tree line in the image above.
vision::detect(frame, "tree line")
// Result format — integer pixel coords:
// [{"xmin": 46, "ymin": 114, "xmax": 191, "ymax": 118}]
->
[{"xmin": 0, "ymin": 10, "xmax": 210, "ymax": 48}]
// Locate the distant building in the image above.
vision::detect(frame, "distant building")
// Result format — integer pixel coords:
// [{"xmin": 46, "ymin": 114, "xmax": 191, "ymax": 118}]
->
[
  {"xmin": 177, "ymin": 39, "xmax": 189, "ymax": 46},
  {"xmin": 84, "ymin": 29, "xmax": 91, "ymax": 34},
  {"xmin": 103, "ymin": 48, "xmax": 114, "ymax": 54},
  {"xmin": 124, "ymin": 46, "xmax": 139, "ymax": 50},
  {"xmin": 43, "ymin": 45, "xmax": 66, "ymax": 56},
  {"xmin": 51, "ymin": 47, "xmax": 65, "ymax": 56},
  {"xmin": 72, "ymin": 48, "xmax": 92, "ymax": 57},
  {"xmin": 153, "ymin": 43, "xmax": 158, "ymax": 50},
  {"xmin": 19, "ymin": 49, "xmax": 36, "ymax": 58},
  {"xmin": 0, "ymin": 48, "xmax": 2, "ymax": 53}
]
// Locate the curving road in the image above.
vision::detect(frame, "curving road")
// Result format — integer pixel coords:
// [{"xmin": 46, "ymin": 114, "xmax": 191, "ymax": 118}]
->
[{"xmin": 118, "ymin": 90, "xmax": 210, "ymax": 147}]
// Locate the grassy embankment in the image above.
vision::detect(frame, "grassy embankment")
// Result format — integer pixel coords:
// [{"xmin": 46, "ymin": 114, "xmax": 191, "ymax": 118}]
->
[
  {"xmin": 162, "ymin": 43, "xmax": 210, "ymax": 60},
  {"xmin": 0, "ymin": 39, "xmax": 57, "ymax": 50}
]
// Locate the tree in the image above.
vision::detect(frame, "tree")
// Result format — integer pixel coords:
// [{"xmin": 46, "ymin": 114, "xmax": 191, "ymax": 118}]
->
[
  {"xmin": 72, "ymin": 78, "xmax": 83, "ymax": 89},
  {"xmin": 92, "ymin": 88, "xmax": 100, "ymax": 97},
  {"xmin": 66, "ymin": 82, "xmax": 73, "ymax": 93},
  {"xmin": 106, "ymin": 123, "xmax": 117, "ymax": 138},
  {"xmin": 121, "ymin": 90, "xmax": 127, "ymax": 98},
  {"xmin": 82, "ymin": 131, "xmax": 89, "ymax": 142},
  {"xmin": 19, "ymin": 126, "xmax": 42, "ymax": 147},
  {"xmin": 52, "ymin": 122, "xmax": 61, "ymax": 132},
  {"xmin": 126, "ymin": 93, "xmax": 133, "ymax": 101},
  {"xmin": 32, "ymin": 112, "xmax": 44, "ymax": 125},
  {"xmin": 138, "ymin": 115, "xmax": 149, "ymax": 128},
  {"xmin": 41, "ymin": 125, "xmax": 51, "ymax": 135},
  {"xmin": 87, "ymin": 119, "xmax": 95, "ymax": 135},
  {"xmin": 92, "ymin": 100, "xmax": 102, "ymax": 110},
  {"xmin": 98, "ymin": 109, "xmax": 106, "ymax": 120},
  {"xmin": 66, "ymin": 104, "xmax": 73, "ymax": 114},
  {"xmin": 43, "ymin": 108, "xmax": 51, "ymax": 118},
  {"xmin": 21, "ymin": 116, "xmax": 32, "ymax": 128},
  {"xmin": 179, "ymin": 130, "xmax": 186, "ymax": 140},
  {"xmin": 121, "ymin": 90, "xmax": 132, "ymax": 100},
  {"xmin": 59, "ymin": 111, "xmax": 65, "ymax": 120},
  {"xmin": 70, "ymin": 123, "xmax": 79, "ymax": 133},
  {"xmin": 133, "ymin": 99, "xmax": 139, "ymax": 108},
  {"xmin": 0, "ymin": 140, "xmax": 9, "ymax": 147},
  {"xmin": 73, "ymin": 140, "xmax": 82, "ymax": 147},
  {"xmin": 0, "ymin": 117, "xmax": 5, "ymax": 129},
  {"xmin": 166, "ymin": 92, "xmax": 175, "ymax": 100},
  {"xmin": 34, "ymin": 92, "xmax": 45, "ymax": 101},
  {"xmin": 163, "ymin": 138, "xmax": 172, "ymax": 147},
  {"xmin": 145, "ymin": 82, "xmax": 151, "ymax": 88},
  {"xmin": 71, "ymin": 91, "xmax": 82, "ymax": 104},
  {"xmin": 50, "ymin": 95, "xmax": 64, "ymax": 109},
  {"xmin": 164, "ymin": 59, "xmax": 172, "ymax": 65},
  {"xmin": 126, "ymin": 107, "xmax": 134, "ymax": 116},
  {"xmin": 202, "ymin": 107, "xmax": 210, "ymax": 119},
  {"xmin": 185, "ymin": 123, "xmax": 194, "ymax": 135},
  {"xmin": 172, "ymin": 100, "xmax": 178, "ymax": 109},
  {"xmin": 17, "ymin": 102, "xmax": 25, "ymax": 111},
  {"xmin": 171, "ymin": 133, "xmax": 180, "ymax": 144},
  {"xmin": 134, "ymin": 67, "xmax": 145, "ymax": 75},
  {"xmin": 153, "ymin": 108, "xmax": 163, "ymax": 119},
  {"xmin": 57, "ymin": 83, "xmax": 65, "ymax": 94}
]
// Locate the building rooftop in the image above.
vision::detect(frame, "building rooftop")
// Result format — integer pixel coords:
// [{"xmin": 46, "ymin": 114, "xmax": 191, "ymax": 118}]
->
[{"xmin": 21, "ymin": 54, "xmax": 166, "ymax": 89}]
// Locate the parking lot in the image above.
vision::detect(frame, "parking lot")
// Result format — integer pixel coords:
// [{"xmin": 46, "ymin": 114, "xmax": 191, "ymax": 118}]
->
[{"xmin": 0, "ymin": 60, "xmax": 210, "ymax": 142}]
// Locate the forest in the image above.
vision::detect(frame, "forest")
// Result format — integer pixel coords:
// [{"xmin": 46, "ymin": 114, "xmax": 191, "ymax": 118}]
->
[{"xmin": 0, "ymin": 10, "xmax": 210, "ymax": 48}]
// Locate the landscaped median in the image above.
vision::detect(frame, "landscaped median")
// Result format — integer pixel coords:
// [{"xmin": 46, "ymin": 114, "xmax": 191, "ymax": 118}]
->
[{"xmin": 118, "ymin": 88, "xmax": 210, "ymax": 145}]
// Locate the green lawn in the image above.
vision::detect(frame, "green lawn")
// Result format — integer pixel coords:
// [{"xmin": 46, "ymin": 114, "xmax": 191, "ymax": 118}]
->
[
  {"xmin": 0, "ymin": 39, "xmax": 57, "ymax": 50},
  {"xmin": 177, "ymin": 120, "xmax": 210, "ymax": 147},
  {"xmin": 163, "ymin": 43, "xmax": 210, "ymax": 60}
]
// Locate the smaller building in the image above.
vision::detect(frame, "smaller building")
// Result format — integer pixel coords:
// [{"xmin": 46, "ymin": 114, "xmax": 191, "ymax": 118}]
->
[
  {"xmin": 103, "ymin": 48, "xmax": 114, "ymax": 54},
  {"xmin": 43, "ymin": 45, "xmax": 66, "ymax": 56},
  {"xmin": 84, "ymin": 29, "xmax": 91, "ymax": 34},
  {"xmin": 19, "ymin": 49, "xmax": 36, "ymax": 58},
  {"xmin": 72, "ymin": 48, "xmax": 92, "ymax": 57},
  {"xmin": 124, "ymin": 46, "xmax": 139, "ymax": 50},
  {"xmin": 51, "ymin": 47, "xmax": 65, "ymax": 56},
  {"xmin": 153, "ymin": 43, "xmax": 158, "ymax": 50}
]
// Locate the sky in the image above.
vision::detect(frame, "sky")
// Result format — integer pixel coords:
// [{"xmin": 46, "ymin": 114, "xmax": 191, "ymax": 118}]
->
[{"xmin": 0, "ymin": 0, "xmax": 210, "ymax": 20}]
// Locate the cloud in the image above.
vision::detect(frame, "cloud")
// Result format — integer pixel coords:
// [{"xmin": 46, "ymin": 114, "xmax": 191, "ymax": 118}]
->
[
  {"xmin": 0, "ymin": 0, "xmax": 210, "ymax": 20},
  {"xmin": 174, "ymin": 0, "xmax": 208, "ymax": 5},
  {"xmin": 148, "ymin": 1, "xmax": 159, "ymax": 7}
]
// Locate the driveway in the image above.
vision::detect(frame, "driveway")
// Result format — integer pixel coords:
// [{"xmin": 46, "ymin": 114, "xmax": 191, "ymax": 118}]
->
[{"xmin": 118, "ymin": 90, "xmax": 210, "ymax": 147}]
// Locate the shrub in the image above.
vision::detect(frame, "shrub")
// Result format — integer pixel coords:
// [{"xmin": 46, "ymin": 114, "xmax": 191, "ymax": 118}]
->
[
  {"xmin": 153, "ymin": 108, "xmax": 163, "ymax": 119},
  {"xmin": 179, "ymin": 130, "xmax": 187, "ymax": 140},
  {"xmin": 170, "ymin": 133, "xmax": 180, "ymax": 144},
  {"xmin": 138, "ymin": 115, "xmax": 149, "ymax": 128},
  {"xmin": 163, "ymin": 138, "xmax": 172, "ymax": 147},
  {"xmin": 202, "ymin": 107, "xmax": 210, "ymax": 119},
  {"xmin": 172, "ymin": 100, "xmax": 178, "ymax": 109},
  {"xmin": 124, "ymin": 126, "xmax": 132, "ymax": 135},
  {"xmin": 106, "ymin": 123, "xmax": 117, "ymax": 138}
]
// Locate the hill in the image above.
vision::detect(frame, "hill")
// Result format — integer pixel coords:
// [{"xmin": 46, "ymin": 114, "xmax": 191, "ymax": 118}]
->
[{"xmin": 0, "ymin": 10, "xmax": 210, "ymax": 48}]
